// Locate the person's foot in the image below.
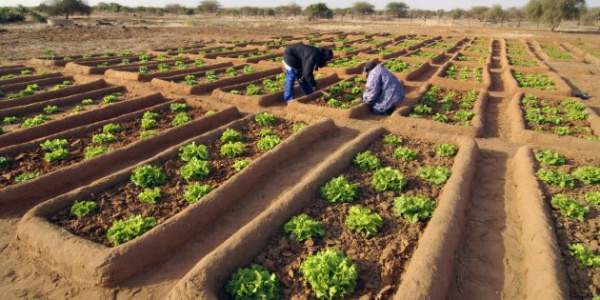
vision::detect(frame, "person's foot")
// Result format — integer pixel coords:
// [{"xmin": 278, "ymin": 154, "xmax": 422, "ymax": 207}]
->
[{"xmin": 574, "ymin": 91, "xmax": 590, "ymax": 100}]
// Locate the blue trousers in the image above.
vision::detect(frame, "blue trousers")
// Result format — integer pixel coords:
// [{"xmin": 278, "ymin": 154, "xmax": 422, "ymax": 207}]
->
[{"xmin": 283, "ymin": 68, "xmax": 313, "ymax": 103}]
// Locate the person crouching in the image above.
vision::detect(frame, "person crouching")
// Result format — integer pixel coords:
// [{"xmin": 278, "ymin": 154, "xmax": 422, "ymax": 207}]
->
[
  {"xmin": 362, "ymin": 59, "xmax": 405, "ymax": 115},
  {"xmin": 282, "ymin": 44, "xmax": 334, "ymax": 104}
]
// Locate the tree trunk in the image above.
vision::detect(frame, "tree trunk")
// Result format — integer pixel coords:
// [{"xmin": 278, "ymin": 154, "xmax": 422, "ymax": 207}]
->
[
  {"xmin": 65, "ymin": 12, "xmax": 69, "ymax": 19},
  {"xmin": 518, "ymin": 17, "xmax": 522, "ymax": 28}
]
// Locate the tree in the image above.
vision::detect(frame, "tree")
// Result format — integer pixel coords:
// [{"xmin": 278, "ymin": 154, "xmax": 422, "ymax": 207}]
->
[
  {"xmin": 470, "ymin": 6, "xmax": 490, "ymax": 20},
  {"xmin": 351, "ymin": 1, "xmax": 375, "ymax": 16},
  {"xmin": 41, "ymin": 0, "xmax": 91, "ymax": 19},
  {"xmin": 488, "ymin": 5, "xmax": 505, "ymax": 23},
  {"xmin": 436, "ymin": 9, "xmax": 444, "ymax": 22},
  {"xmin": 275, "ymin": 3, "xmax": 302, "ymax": 17},
  {"xmin": 197, "ymin": 0, "xmax": 220, "ymax": 14},
  {"xmin": 304, "ymin": 3, "xmax": 333, "ymax": 20},
  {"xmin": 450, "ymin": 8, "xmax": 465, "ymax": 21},
  {"xmin": 525, "ymin": 0, "xmax": 586, "ymax": 30},
  {"xmin": 386, "ymin": 2, "xmax": 409, "ymax": 18},
  {"xmin": 525, "ymin": 0, "xmax": 543, "ymax": 21}
]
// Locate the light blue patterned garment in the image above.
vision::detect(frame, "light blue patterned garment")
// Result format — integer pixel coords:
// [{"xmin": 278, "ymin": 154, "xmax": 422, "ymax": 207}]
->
[{"xmin": 362, "ymin": 65, "xmax": 405, "ymax": 113}]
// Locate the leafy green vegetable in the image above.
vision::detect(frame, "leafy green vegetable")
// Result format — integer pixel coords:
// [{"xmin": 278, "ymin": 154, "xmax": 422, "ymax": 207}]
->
[
  {"xmin": 550, "ymin": 194, "xmax": 589, "ymax": 221},
  {"xmin": 81, "ymin": 98, "xmax": 94, "ymax": 105},
  {"xmin": 255, "ymin": 112, "xmax": 277, "ymax": 126},
  {"xmin": 534, "ymin": 150, "xmax": 565, "ymax": 165},
  {"xmin": 393, "ymin": 147, "xmax": 416, "ymax": 161},
  {"xmin": 130, "ymin": 165, "xmax": 167, "ymax": 188},
  {"xmin": 3, "ymin": 116, "xmax": 20, "ymax": 125},
  {"xmin": 568, "ymin": 243, "xmax": 600, "ymax": 268},
  {"xmin": 15, "ymin": 172, "xmax": 40, "ymax": 183},
  {"xmin": 178, "ymin": 142, "xmax": 209, "ymax": 162},
  {"xmin": 180, "ymin": 158, "xmax": 211, "ymax": 181},
  {"xmin": 536, "ymin": 168, "xmax": 575, "ymax": 189},
  {"xmin": 353, "ymin": 150, "xmax": 380, "ymax": 170},
  {"xmin": 320, "ymin": 175, "xmax": 357, "ymax": 203},
  {"xmin": 284, "ymin": 213, "xmax": 325, "ymax": 241},
  {"xmin": 394, "ymin": 194, "xmax": 437, "ymax": 223},
  {"xmin": 92, "ymin": 132, "xmax": 117, "ymax": 144},
  {"xmin": 383, "ymin": 134, "xmax": 402, "ymax": 146},
  {"xmin": 345, "ymin": 206, "xmax": 383, "ymax": 236},
  {"xmin": 220, "ymin": 142, "xmax": 245, "ymax": 158},
  {"xmin": 40, "ymin": 139, "xmax": 68, "ymax": 151},
  {"xmin": 138, "ymin": 187, "xmax": 161, "ymax": 204},
  {"xmin": 139, "ymin": 130, "xmax": 157, "ymax": 138},
  {"xmin": 107, "ymin": 215, "xmax": 157, "ymax": 246},
  {"xmin": 226, "ymin": 264, "xmax": 280, "ymax": 300},
  {"xmin": 70, "ymin": 200, "xmax": 97, "ymax": 218},
  {"xmin": 169, "ymin": 102, "xmax": 189, "ymax": 112},
  {"xmin": 257, "ymin": 135, "xmax": 281, "ymax": 151},
  {"xmin": 172, "ymin": 112, "xmax": 191, "ymax": 127},
  {"xmin": 300, "ymin": 248, "xmax": 359, "ymax": 299},
  {"xmin": 183, "ymin": 183, "xmax": 213, "ymax": 203},
  {"xmin": 417, "ymin": 166, "xmax": 452, "ymax": 185},
  {"xmin": 0, "ymin": 156, "xmax": 8, "ymax": 169},
  {"xmin": 293, "ymin": 123, "xmax": 307, "ymax": 132},
  {"xmin": 232, "ymin": 159, "xmax": 250, "ymax": 172},
  {"xmin": 44, "ymin": 148, "xmax": 70, "ymax": 163},
  {"xmin": 585, "ymin": 191, "xmax": 600, "ymax": 206},
  {"xmin": 434, "ymin": 143, "xmax": 457, "ymax": 157},
  {"xmin": 220, "ymin": 128, "xmax": 243, "ymax": 143},
  {"xmin": 84, "ymin": 146, "xmax": 109, "ymax": 160},
  {"xmin": 572, "ymin": 167, "xmax": 600, "ymax": 185},
  {"xmin": 372, "ymin": 167, "xmax": 407, "ymax": 192},
  {"xmin": 102, "ymin": 123, "xmax": 122, "ymax": 134}
]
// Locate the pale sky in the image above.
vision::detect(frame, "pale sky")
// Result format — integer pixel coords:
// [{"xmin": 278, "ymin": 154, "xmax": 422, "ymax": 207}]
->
[{"xmin": 2, "ymin": 0, "xmax": 600, "ymax": 10}]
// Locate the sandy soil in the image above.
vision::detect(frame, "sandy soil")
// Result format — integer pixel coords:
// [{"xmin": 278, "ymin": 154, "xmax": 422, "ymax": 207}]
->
[{"xmin": 1, "ymin": 15, "xmax": 600, "ymax": 299}]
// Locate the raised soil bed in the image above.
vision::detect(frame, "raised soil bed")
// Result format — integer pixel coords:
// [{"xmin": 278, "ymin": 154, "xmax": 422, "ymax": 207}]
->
[
  {"xmin": 503, "ymin": 67, "xmax": 573, "ymax": 97},
  {"xmin": 104, "ymin": 60, "xmax": 231, "ymax": 82},
  {"xmin": 430, "ymin": 61, "xmax": 492, "ymax": 91}
]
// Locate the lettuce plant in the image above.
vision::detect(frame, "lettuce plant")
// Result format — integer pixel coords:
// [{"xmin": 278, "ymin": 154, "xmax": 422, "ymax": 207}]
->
[
  {"xmin": 417, "ymin": 166, "xmax": 452, "ymax": 185},
  {"xmin": 585, "ymin": 191, "xmax": 600, "ymax": 206},
  {"xmin": 183, "ymin": 183, "xmax": 213, "ymax": 203},
  {"xmin": 3, "ymin": 116, "xmax": 20, "ymax": 125},
  {"xmin": 300, "ymin": 248, "xmax": 359, "ymax": 299},
  {"xmin": 21, "ymin": 114, "xmax": 50, "ymax": 128},
  {"xmin": 226, "ymin": 264, "xmax": 280, "ymax": 300},
  {"xmin": 232, "ymin": 159, "xmax": 250, "ymax": 172},
  {"xmin": 0, "ymin": 156, "xmax": 8, "ymax": 169},
  {"xmin": 92, "ymin": 132, "xmax": 117, "ymax": 144},
  {"xmin": 550, "ymin": 194, "xmax": 589, "ymax": 221},
  {"xmin": 220, "ymin": 128, "xmax": 243, "ymax": 142},
  {"xmin": 44, "ymin": 148, "xmax": 70, "ymax": 163},
  {"xmin": 320, "ymin": 175, "xmax": 357, "ymax": 203},
  {"xmin": 180, "ymin": 158, "xmax": 211, "ymax": 181},
  {"xmin": 568, "ymin": 243, "xmax": 600, "ymax": 268},
  {"xmin": 130, "ymin": 165, "xmax": 167, "ymax": 188},
  {"xmin": 106, "ymin": 215, "xmax": 157, "ymax": 246},
  {"xmin": 40, "ymin": 139, "xmax": 68, "ymax": 151},
  {"xmin": 372, "ymin": 167, "xmax": 407, "ymax": 192},
  {"xmin": 172, "ymin": 112, "xmax": 191, "ymax": 126},
  {"xmin": 284, "ymin": 213, "xmax": 325, "ymax": 241},
  {"xmin": 84, "ymin": 146, "xmax": 110, "ymax": 160},
  {"xmin": 15, "ymin": 172, "xmax": 39, "ymax": 183},
  {"xmin": 169, "ymin": 102, "xmax": 188, "ymax": 112},
  {"xmin": 293, "ymin": 123, "xmax": 307, "ymax": 132},
  {"xmin": 102, "ymin": 123, "xmax": 121, "ymax": 134},
  {"xmin": 345, "ymin": 206, "xmax": 383, "ymax": 236},
  {"xmin": 178, "ymin": 142, "xmax": 209, "ymax": 162},
  {"xmin": 536, "ymin": 168, "xmax": 575, "ymax": 189},
  {"xmin": 254, "ymin": 112, "xmax": 277, "ymax": 126},
  {"xmin": 220, "ymin": 142, "xmax": 245, "ymax": 158},
  {"xmin": 81, "ymin": 98, "xmax": 94, "ymax": 105},
  {"xmin": 138, "ymin": 187, "xmax": 161, "ymax": 204},
  {"xmin": 572, "ymin": 167, "xmax": 600, "ymax": 185},
  {"xmin": 534, "ymin": 150, "xmax": 565, "ymax": 166},
  {"xmin": 353, "ymin": 150, "xmax": 380, "ymax": 171},
  {"xmin": 393, "ymin": 147, "xmax": 416, "ymax": 161},
  {"xmin": 434, "ymin": 143, "xmax": 457, "ymax": 157},
  {"xmin": 70, "ymin": 200, "xmax": 97, "ymax": 217},
  {"xmin": 139, "ymin": 130, "xmax": 157, "ymax": 139},
  {"xmin": 394, "ymin": 194, "xmax": 437, "ymax": 223},
  {"xmin": 257, "ymin": 135, "xmax": 281, "ymax": 151},
  {"xmin": 383, "ymin": 134, "xmax": 402, "ymax": 146}
]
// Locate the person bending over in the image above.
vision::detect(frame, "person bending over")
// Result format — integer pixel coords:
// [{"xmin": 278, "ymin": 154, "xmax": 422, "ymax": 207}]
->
[
  {"xmin": 282, "ymin": 44, "xmax": 334, "ymax": 103},
  {"xmin": 362, "ymin": 59, "xmax": 405, "ymax": 115}
]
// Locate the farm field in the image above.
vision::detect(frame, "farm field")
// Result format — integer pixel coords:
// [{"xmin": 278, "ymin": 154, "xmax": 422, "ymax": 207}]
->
[{"xmin": 1, "ymin": 15, "xmax": 600, "ymax": 300}]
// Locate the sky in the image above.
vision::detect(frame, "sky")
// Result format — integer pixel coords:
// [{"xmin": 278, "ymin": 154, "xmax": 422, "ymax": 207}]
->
[{"xmin": 3, "ymin": 0, "xmax": 600, "ymax": 10}]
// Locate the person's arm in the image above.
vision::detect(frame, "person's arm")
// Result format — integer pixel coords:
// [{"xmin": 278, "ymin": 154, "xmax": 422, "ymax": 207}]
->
[
  {"xmin": 301, "ymin": 56, "xmax": 319, "ymax": 88},
  {"xmin": 362, "ymin": 72, "xmax": 382, "ymax": 105}
]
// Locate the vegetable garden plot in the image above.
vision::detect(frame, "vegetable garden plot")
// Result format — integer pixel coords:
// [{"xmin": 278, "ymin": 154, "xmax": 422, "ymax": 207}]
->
[
  {"xmin": 287, "ymin": 76, "xmax": 371, "ymax": 119},
  {"xmin": 391, "ymin": 84, "xmax": 488, "ymax": 137},
  {"xmin": 202, "ymin": 48, "xmax": 261, "ymax": 60},
  {"xmin": 503, "ymin": 67, "xmax": 573, "ymax": 97},
  {"xmin": 355, "ymin": 38, "xmax": 393, "ymax": 48},
  {"xmin": 470, "ymin": 37, "xmax": 492, "ymax": 48},
  {"xmin": 561, "ymin": 42, "xmax": 600, "ymax": 65},
  {"xmin": 508, "ymin": 93, "xmax": 600, "ymax": 149},
  {"xmin": 0, "ymin": 64, "xmax": 32, "ymax": 74},
  {"xmin": 333, "ymin": 45, "xmax": 372, "ymax": 57},
  {"xmin": 213, "ymin": 73, "xmax": 339, "ymax": 107},
  {"xmin": 422, "ymin": 40, "xmax": 460, "ymax": 53},
  {"xmin": 0, "ymin": 76, "xmax": 75, "ymax": 102},
  {"xmin": 0, "ymin": 71, "xmax": 63, "ymax": 86},
  {"xmin": 380, "ymin": 58, "xmax": 430, "ymax": 81},
  {"xmin": 320, "ymin": 56, "xmax": 370, "ymax": 75},
  {"xmin": 17, "ymin": 113, "xmax": 335, "ymax": 286},
  {"xmin": 357, "ymin": 47, "xmax": 406, "ymax": 60},
  {"xmin": 148, "ymin": 43, "xmax": 206, "ymax": 55},
  {"xmin": 151, "ymin": 65, "xmax": 280, "ymax": 95},
  {"xmin": 431, "ymin": 62, "xmax": 491, "ymax": 90},
  {"xmin": 532, "ymin": 41, "xmax": 581, "ymax": 62},
  {"xmin": 215, "ymin": 49, "xmax": 280, "ymax": 64},
  {"xmin": 452, "ymin": 51, "xmax": 491, "ymax": 65},
  {"xmin": 500, "ymin": 54, "xmax": 549, "ymax": 70},
  {"xmin": 514, "ymin": 146, "xmax": 600, "ymax": 299},
  {"xmin": 1, "ymin": 97, "xmax": 238, "ymax": 208},
  {"xmin": 403, "ymin": 49, "xmax": 446, "ymax": 64},
  {"xmin": 462, "ymin": 45, "xmax": 491, "ymax": 55},
  {"xmin": 502, "ymin": 39, "xmax": 535, "ymax": 57},
  {"xmin": 30, "ymin": 51, "xmax": 137, "ymax": 67},
  {"xmin": 104, "ymin": 59, "xmax": 230, "ymax": 82},
  {"xmin": 167, "ymin": 127, "xmax": 478, "ymax": 300},
  {"xmin": 63, "ymin": 54, "xmax": 185, "ymax": 75}
]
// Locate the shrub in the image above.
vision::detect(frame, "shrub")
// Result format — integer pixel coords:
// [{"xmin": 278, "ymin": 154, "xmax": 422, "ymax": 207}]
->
[
  {"xmin": 383, "ymin": 134, "xmax": 402, "ymax": 146},
  {"xmin": 394, "ymin": 194, "xmax": 437, "ymax": 223},
  {"xmin": 257, "ymin": 135, "xmax": 281, "ymax": 151},
  {"xmin": 232, "ymin": 159, "xmax": 250, "ymax": 172},
  {"xmin": 220, "ymin": 128, "xmax": 243, "ymax": 143},
  {"xmin": 178, "ymin": 142, "xmax": 209, "ymax": 162},
  {"xmin": 172, "ymin": 112, "xmax": 192, "ymax": 126},
  {"xmin": 536, "ymin": 168, "xmax": 575, "ymax": 189},
  {"xmin": 568, "ymin": 243, "xmax": 600, "ymax": 268},
  {"xmin": 180, "ymin": 158, "xmax": 211, "ymax": 181},
  {"xmin": 40, "ymin": 139, "xmax": 68, "ymax": 151},
  {"xmin": 300, "ymin": 248, "xmax": 359, "ymax": 299},
  {"xmin": 535, "ymin": 150, "xmax": 565, "ymax": 166},
  {"xmin": 225, "ymin": 264, "xmax": 280, "ymax": 300},
  {"xmin": 107, "ymin": 215, "xmax": 157, "ymax": 246},
  {"xmin": 84, "ymin": 146, "xmax": 109, "ymax": 160},
  {"xmin": 44, "ymin": 148, "xmax": 70, "ymax": 163},
  {"xmin": 70, "ymin": 200, "xmax": 97, "ymax": 218},
  {"xmin": 393, "ymin": 147, "xmax": 416, "ymax": 161},
  {"xmin": 138, "ymin": 187, "xmax": 161, "ymax": 204},
  {"xmin": 220, "ymin": 142, "xmax": 245, "ymax": 158},
  {"xmin": 254, "ymin": 112, "xmax": 277, "ymax": 126},
  {"xmin": 372, "ymin": 167, "xmax": 407, "ymax": 192},
  {"xmin": 550, "ymin": 194, "xmax": 589, "ymax": 221},
  {"xmin": 102, "ymin": 123, "xmax": 122, "ymax": 134},
  {"xmin": 417, "ymin": 166, "xmax": 452, "ymax": 185},
  {"xmin": 572, "ymin": 167, "xmax": 600, "ymax": 185},
  {"xmin": 284, "ymin": 213, "xmax": 325, "ymax": 241},
  {"xmin": 345, "ymin": 206, "xmax": 383, "ymax": 236},
  {"xmin": 184, "ymin": 183, "xmax": 213, "ymax": 203},
  {"xmin": 130, "ymin": 165, "xmax": 167, "ymax": 188},
  {"xmin": 353, "ymin": 151, "xmax": 380, "ymax": 171},
  {"xmin": 92, "ymin": 132, "xmax": 117, "ymax": 144},
  {"xmin": 320, "ymin": 175, "xmax": 357, "ymax": 203}
]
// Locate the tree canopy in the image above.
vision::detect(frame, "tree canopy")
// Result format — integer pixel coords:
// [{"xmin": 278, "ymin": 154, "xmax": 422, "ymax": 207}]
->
[
  {"xmin": 525, "ymin": 0, "xmax": 586, "ymax": 30},
  {"xmin": 304, "ymin": 3, "xmax": 333, "ymax": 19},
  {"xmin": 41, "ymin": 0, "xmax": 91, "ymax": 19},
  {"xmin": 386, "ymin": 2, "xmax": 409, "ymax": 18},
  {"xmin": 197, "ymin": 0, "xmax": 220, "ymax": 14}
]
